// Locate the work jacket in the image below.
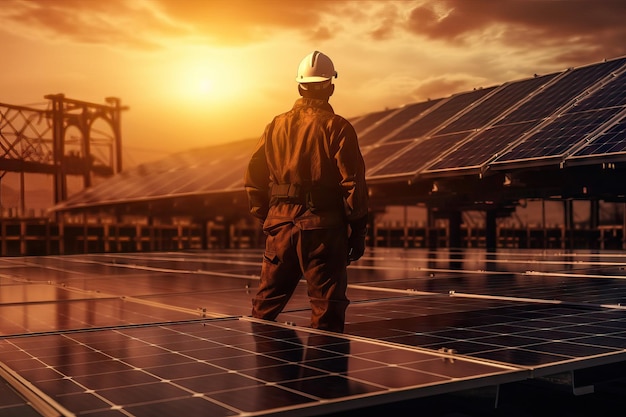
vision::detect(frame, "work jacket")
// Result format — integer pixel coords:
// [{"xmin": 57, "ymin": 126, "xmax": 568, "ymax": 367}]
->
[{"xmin": 245, "ymin": 97, "xmax": 368, "ymax": 231}]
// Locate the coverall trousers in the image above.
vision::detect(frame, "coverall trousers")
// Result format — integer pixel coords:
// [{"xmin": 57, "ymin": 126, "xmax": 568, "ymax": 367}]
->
[{"xmin": 252, "ymin": 222, "xmax": 350, "ymax": 333}]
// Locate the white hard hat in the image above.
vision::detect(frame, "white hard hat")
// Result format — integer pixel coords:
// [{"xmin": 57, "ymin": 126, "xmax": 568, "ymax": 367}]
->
[{"xmin": 296, "ymin": 51, "xmax": 337, "ymax": 83}]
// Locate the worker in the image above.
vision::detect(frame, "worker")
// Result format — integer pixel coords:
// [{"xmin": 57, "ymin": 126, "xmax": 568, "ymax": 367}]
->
[{"xmin": 244, "ymin": 50, "xmax": 369, "ymax": 332}]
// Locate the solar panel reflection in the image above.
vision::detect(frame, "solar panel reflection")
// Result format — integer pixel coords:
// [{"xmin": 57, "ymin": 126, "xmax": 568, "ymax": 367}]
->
[
  {"xmin": 437, "ymin": 74, "xmax": 557, "ymax": 135},
  {"xmin": 388, "ymin": 88, "xmax": 495, "ymax": 143},
  {"xmin": 2, "ymin": 250, "xmax": 626, "ymax": 416}
]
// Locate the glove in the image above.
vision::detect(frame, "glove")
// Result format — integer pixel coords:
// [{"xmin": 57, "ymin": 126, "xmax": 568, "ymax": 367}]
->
[{"xmin": 348, "ymin": 216, "xmax": 368, "ymax": 263}]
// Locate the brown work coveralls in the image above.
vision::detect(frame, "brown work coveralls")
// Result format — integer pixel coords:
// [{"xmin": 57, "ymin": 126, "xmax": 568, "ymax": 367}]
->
[{"xmin": 244, "ymin": 97, "xmax": 368, "ymax": 332}]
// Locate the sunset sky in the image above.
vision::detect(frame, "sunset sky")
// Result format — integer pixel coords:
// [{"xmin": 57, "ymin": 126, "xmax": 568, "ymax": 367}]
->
[{"xmin": 1, "ymin": 0, "xmax": 625, "ymax": 166}]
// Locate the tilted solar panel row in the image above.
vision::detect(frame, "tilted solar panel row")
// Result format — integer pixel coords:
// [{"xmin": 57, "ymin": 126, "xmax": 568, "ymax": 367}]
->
[
  {"xmin": 350, "ymin": 56, "xmax": 626, "ymax": 181},
  {"xmin": 487, "ymin": 57, "xmax": 626, "ymax": 169},
  {"xmin": 365, "ymin": 73, "xmax": 558, "ymax": 178}
]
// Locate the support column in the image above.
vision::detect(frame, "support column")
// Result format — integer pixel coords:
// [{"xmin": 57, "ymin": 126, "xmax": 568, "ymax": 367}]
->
[
  {"xmin": 49, "ymin": 94, "xmax": 67, "ymax": 204},
  {"xmin": 403, "ymin": 206, "xmax": 409, "ymax": 249},
  {"xmin": 427, "ymin": 207, "xmax": 437, "ymax": 250},
  {"xmin": 564, "ymin": 200, "xmax": 574, "ymax": 250},
  {"xmin": 201, "ymin": 220, "xmax": 209, "ymax": 250},
  {"xmin": 485, "ymin": 210, "xmax": 497, "ymax": 252},
  {"xmin": 623, "ymin": 202, "xmax": 626, "ymax": 251},
  {"xmin": 448, "ymin": 211, "xmax": 462, "ymax": 249},
  {"xmin": 590, "ymin": 200, "xmax": 599, "ymax": 249}
]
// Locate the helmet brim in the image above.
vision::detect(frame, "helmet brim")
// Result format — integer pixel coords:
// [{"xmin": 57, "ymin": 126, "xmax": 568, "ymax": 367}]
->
[{"xmin": 296, "ymin": 75, "xmax": 335, "ymax": 83}]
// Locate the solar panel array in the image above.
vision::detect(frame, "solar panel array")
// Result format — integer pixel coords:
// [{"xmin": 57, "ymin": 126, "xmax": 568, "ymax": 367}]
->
[
  {"xmin": 2, "ymin": 249, "xmax": 626, "ymax": 416},
  {"xmin": 488, "ymin": 58, "xmax": 626, "ymax": 168},
  {"xmin": 53, "ymin": 56, "xmax": 626, "ymax": 211},
  {"xmin": 56, "ymin": 139, "xmax": 255, "ymax": 210},
  {"xmin": 424, "ymin": 57, "xmax": 626, "ymax": 174}
]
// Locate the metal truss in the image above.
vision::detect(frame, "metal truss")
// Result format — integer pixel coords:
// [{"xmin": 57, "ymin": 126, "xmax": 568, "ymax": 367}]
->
[{"xmin": 0, "ymin": 94, "xmax": 127, "ymax": 204}]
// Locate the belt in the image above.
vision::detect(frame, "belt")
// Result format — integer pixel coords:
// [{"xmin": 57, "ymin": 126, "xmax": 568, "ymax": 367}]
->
[{"xmin": 270, "ymin": 183, "xmax": 342, "ymax": 211}]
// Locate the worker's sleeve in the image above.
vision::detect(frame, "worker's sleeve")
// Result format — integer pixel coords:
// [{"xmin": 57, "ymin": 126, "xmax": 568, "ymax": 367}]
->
[
  {"xmin": 333, "ymin": 121, "xmax": 368, "ymax": 224},
  {"xmin": 244, "ymin": 127, "xmax": 271, "ymax": 221}
]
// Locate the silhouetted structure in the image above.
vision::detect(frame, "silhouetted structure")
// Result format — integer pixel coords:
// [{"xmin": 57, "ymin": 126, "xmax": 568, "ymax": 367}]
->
[{"xmin": 0, "ymin": 94, "xmax": 126, "ymax": 209}]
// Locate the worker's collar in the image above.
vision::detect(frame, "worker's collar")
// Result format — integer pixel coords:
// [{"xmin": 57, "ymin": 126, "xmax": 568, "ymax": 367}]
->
[{"xmin": 294, "ymin": 97, "xmax": 334, "ymax": 113}]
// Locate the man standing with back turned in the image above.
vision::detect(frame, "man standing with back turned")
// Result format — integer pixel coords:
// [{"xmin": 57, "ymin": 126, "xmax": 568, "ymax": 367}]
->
[{"xmin": 244, "ymin": 51, "xmax": 368, "ymax": 333}]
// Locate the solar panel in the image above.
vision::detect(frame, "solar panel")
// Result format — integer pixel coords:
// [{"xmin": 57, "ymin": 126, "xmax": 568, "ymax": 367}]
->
[
  {"xmin": 488, "ymin": 61, "xmax": 626, "ymax": 166},
  {"xmin": 358, "ymin": 100, "xmax": 441, "ymax": 146},
  {"xmin": 3, "ymin": 250, "xmax": 626, "ymax": 416},
  {"xmin": 422, "ymin": 58, "xmax": 626, "ymax": 173},
  {"xmin": 562, "ymin": 69, "xmax": 626, "ymax": 163},
  {"xmin": 345, "ymin": 299, "xmax": 626, "ymax": 369},
  {"xmin": 436, "ymin": 74, "xmax": 558, "ymax": 135},
  {"xmin": 351, "ymin": 108, "xmax": 396, "ymax": 138},
  {"xmin": 387, "ymin": 88, "xmax": 496, "ymax": 143},
  {"xmin": 370, "ymin": 132, "xmax": 470, "ymax": 178},
  {"xmin": 564, "ymin": 72, "xmax": 626, "ymax": 113},
  {"xmin": 569, "ymin": 112, "xmax": 626, "ymax": 160},
  {"xmin": 1, "ymin": 318, "xmax": 519, "ymax": 417},
  {"xmin": 424, "ymin": 121, "xmax": 537, "ymax": 172},
  {"xmin": 492, "ymin": 108, "xmax": 622, "ymax": 164},
  {"xmin": 56, "ymin": 139, "xmax": 255, "ymax": 210},
  {"xmin": 494, "ymin": 57, "xmax": 626, "ymax": 126},
  {"xmin": 362, "ymin": 82, "xmax": 542, "ymax": 178},
  {"xmin": 362, "ymin": 141, "xmax": 413, "ymax": 175}
]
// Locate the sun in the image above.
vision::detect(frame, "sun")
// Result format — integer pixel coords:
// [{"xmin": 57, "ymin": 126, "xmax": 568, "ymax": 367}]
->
[
  {"xmin": 178, "ymin": 68, "xmax": 216, "ymax": 101},
  {"xmin": 163, "ymin": 49, "xmax": 247, "ymax": 106},
  {"xmin": 197, "ymin": 77, "xmax": 212, "ymax": 94}
]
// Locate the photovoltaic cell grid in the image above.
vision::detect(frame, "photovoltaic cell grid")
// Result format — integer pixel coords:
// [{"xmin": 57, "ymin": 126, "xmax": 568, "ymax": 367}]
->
[
  {"xmin": 571, "ymin": 113, "xmax": 626, "ymax": 159},
  {"xmin": 0, "ymin": 318, "xmax": 520, "ymax": 417},
  {"xmin": 436, "ymin": 74, "xmax": 558, "ymax": 136},
  {"xmin": 491, "ymin": 61, "xmax": 626, "ymax": 165},
  {"xmin": 423, "ymin": 57, "xmax": 626, "ymax": 173},
  {"xmin": 357, "ymin": 100, "xmax": 441, "ymax": 146},
  {"xmin": 425, "ymin": 121, "xmax": 536, "ymax": 172},
  {"xmin": 2, "ymin": 249, "xmax": 626, "ymax": 416},
  {"xmin": 370, "ymin": 75, "xmax": 560, "ymax": 178},
  {"xmin": 565, "ymin": 69, "xmax": 626, "ymax": 162},
  {"xmin": 362, "ymin": 141, "xmax": 413, "ymax": 176},
  {"xmin": 494, "ymin": 57, "xmax": 626, "ymax": 127},
  {"xmin": 345, "ymin": 299, "xmax": 626, "ymax": 370},
  {"xmin": 56, "ymin": 139, "xmax": 255, "ymax": 208},
  {"xmin": 370, "ymin": 132, "xmax": 470, "ymax": 178},
  {"xmin": 563, "ymin": 68, "xmax": 626, "ymax": 114},
  {"xmin": 351, "ymin": 108, "xmax": 396, "ymax": 138},
  {"xmin": 386, "ymin": 88, "xmax": 496, "ymax": 143},
  {"xmin": 492, "ymin": 108, "xmax": 623, "ymax": 163}
]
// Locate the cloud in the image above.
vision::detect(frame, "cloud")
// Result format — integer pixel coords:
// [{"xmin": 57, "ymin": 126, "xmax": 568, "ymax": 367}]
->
[
  {"xmin": 0, "ymin": 1, "xmax": 405, "ymax": 50},
  {"xmin": 3, "ymin": 0, "xmax": 625, "ymax": 65},
  {"xmin": 0, "ymin": 0, "xmax": 186, "ymax": 50},
  {"xmin": 368, "ymin": 3, "xmax": 401, "ymax": 41},
  {"xmin": 405, "ymin": 0, "xmax": 626, "ymax": 64},
  {"xmin": 411, "ymin": 75, "xmax": 481, "ymax": 101}
]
